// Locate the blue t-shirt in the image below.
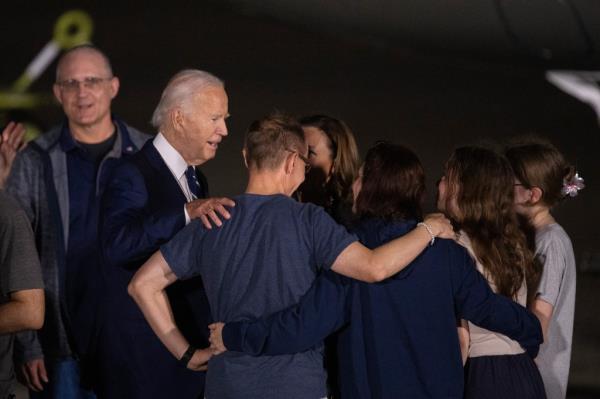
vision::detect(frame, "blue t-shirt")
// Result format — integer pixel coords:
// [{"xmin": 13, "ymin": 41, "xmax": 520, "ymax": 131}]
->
[
  {"xmin": 161, "ymin": 193, "xmax": 357, "ymax": 399},
  {"xmin": 222, "ymin": 218, "xmax": 543, "ymax": 399}
]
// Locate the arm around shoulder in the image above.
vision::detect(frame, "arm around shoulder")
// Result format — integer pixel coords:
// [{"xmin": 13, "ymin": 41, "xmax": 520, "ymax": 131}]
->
[
  {"xmin": 217, "ymin": 270, "xmax": 351, "ymax": 355},
  {"xmin": 332, "ymin": 214, "xmax": 452, "ymax": 282},
  {"xmin": 453, "ymin": 248, "xmax": 542, "ymax": 358}
]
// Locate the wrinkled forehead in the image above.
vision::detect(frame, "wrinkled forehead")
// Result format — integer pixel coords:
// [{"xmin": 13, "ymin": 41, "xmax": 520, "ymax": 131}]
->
[{"xmin": 198, "ymin": 84, "xmax": 227, "ymax": 99}]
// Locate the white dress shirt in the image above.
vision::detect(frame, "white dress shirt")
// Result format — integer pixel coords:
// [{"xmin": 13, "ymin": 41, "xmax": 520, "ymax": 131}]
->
[{"xmin": 153, "ymin": 132, "xmax": 196, "ymax": 224}]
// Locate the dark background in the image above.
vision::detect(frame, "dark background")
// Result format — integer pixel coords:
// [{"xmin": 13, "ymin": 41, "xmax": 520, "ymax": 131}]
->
[{"xmin": 2, "ymin": 1, "xmax": 598, "ymax": 396}]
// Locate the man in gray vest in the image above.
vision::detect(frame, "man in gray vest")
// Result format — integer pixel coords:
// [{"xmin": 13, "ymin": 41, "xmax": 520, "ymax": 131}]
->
[{"xmin": 6, "ymin": 44, "xmax": 149, "ymax": 398}]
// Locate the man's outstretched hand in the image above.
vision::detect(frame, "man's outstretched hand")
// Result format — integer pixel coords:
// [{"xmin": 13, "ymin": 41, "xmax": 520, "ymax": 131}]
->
[{"xmin": 0, "ymin": 121, "xmax": 26, "ymax": 188}]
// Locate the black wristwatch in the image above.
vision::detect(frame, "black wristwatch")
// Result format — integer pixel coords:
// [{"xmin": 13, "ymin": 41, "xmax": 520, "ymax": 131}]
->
[{"xmin": 180, "ymin": 345, "xmax": 196, "ymax": 367}]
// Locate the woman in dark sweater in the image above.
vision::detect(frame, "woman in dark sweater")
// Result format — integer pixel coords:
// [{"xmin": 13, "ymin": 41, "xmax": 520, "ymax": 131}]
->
[{"xmin": 209, "ymin": 142, "xmax": 542, "ymax": 399}]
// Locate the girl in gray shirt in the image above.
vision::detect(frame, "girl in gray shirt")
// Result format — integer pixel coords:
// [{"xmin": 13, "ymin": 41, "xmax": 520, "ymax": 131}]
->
[{"xmin": 507, "ymin": 139, "xmax": 583, "ymax": 399}]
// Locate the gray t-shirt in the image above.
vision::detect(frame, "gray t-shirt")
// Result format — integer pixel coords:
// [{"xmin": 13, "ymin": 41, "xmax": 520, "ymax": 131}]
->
[
  {"xmin": 534, "ymin": 223, "xmax": 576, "ymax": 399},
  {"xmin": 0, "ymin": 192, "xmax": 44, "ymax": 398},
  {"xmin": 162, "ymin": 194, "xmax": 357, "ymax": 399}
]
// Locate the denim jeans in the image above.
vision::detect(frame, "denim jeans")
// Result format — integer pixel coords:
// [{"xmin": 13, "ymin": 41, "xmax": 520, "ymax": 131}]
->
[{"xmin": 29, "ymin": 358, "xmax": 95, "ymax": 399}]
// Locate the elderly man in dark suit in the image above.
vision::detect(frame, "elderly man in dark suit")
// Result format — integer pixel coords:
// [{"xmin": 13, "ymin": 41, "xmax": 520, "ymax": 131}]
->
[{"xmin": 100, "ymin": 69, "xmax": 233, "ymax": 398}]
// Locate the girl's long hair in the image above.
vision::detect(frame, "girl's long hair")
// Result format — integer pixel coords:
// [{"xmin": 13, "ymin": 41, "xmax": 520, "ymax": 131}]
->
[{"xmin": 444, "ymin": 146, "xmax": 537, "ymax": 300}]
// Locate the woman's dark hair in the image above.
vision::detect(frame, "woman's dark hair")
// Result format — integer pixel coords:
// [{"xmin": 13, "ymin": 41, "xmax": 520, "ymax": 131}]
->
[
  {"xmin": 354, "ymin": 142, "xmax": 424, "ymax": 221},
  {"xmin": 299, "ymin": 115, "xmax": 360, "ymax": 204},
  {"xmin": 444, "ymin": 146, "xmax": 537, "ymax": 300}
]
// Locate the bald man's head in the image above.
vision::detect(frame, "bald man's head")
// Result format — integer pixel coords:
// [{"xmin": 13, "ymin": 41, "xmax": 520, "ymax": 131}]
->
[{"xmin": 56, "ymin": 44, "xmax": 113, "ymax": 82}]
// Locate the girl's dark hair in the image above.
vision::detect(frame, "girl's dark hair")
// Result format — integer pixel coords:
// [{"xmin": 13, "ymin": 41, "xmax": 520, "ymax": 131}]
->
[
  {"xmin": 354, "ymin": 142, "xmax": 424, "ymax": 221},
  {"xmin": 505, "ymin": 138, "xmax": 575, "ymax": 208},
  {"xmin": 444, "ymin": 146, "xmax": 537, "ymax": 300}
]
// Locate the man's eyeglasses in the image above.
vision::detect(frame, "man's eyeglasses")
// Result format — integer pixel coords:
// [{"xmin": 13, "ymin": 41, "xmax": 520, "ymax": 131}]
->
[
  {"xmin": 286, "ymin": 149, "xmax": 311, "ymax": 173},
  {"xmin": 56, "ymin": 76, "xmax": 112, "ymax": 92}
]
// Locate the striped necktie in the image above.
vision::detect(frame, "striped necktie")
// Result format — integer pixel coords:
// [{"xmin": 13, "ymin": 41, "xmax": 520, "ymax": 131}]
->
[{"xmin": 185, "ymin": 166, "xmax": 202, "ymax": 200}]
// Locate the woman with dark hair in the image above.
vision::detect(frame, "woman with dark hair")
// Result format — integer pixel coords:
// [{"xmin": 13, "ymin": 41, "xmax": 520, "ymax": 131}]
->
[
  {"xmin": 297, "ymin": 115, "xmax": 361, "ymax": 226},
  {"xmin": 298, "ymin": 115, "xmax": 361, "ymax": 397},
  {"xmin": 437, "ymin": 146, "xmax": 545, "ymax": 399},
  {"xmin": 209, "ymin": 142, "xmax": 542, "ymax": 399}
]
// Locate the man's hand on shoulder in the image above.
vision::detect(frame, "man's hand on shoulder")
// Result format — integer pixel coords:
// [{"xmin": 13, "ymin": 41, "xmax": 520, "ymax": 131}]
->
[{"xmin": 186, "ymin": 197, "xmax": 235, "ymax": 229}]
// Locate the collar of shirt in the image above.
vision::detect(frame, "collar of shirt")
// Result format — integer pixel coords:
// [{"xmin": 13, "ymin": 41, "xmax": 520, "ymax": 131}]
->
[
  {"xmin": 58, "ymin": 116, "xmax": 135, "ymax": 157},
  {"xmin": 153, "ymin": 132, "xmax": 188, "ymax": 180},
  {"xmin": 153, "ymin": 132, "xmax": 195, "ymax": 203}
]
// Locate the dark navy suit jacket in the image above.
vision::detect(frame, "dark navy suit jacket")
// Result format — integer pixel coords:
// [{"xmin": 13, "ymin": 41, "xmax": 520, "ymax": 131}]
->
[
  {"xmin": 100, "ymin": 140, "xmax": 211, "ymax": 398},
  {"xmin": 223, "ymin": 218, "xmax": 543, "ymax": 399}
]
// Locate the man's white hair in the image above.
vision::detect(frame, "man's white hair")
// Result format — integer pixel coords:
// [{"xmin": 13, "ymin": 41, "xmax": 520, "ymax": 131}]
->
[{"xmin": 150, "ymin": 69, "xmax": 224, "ymax": 130}]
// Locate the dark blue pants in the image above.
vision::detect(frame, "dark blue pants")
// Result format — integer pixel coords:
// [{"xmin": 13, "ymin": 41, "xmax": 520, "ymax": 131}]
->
[{"xmin": 29, "ymin": 357, "xmax": 95, "ymax": 399}]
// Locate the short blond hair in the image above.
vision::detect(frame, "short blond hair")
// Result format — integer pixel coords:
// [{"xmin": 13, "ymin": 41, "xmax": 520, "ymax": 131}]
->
[{"xmin": 244, "ymin": 113, "xmax": 305, "ymax": 170}]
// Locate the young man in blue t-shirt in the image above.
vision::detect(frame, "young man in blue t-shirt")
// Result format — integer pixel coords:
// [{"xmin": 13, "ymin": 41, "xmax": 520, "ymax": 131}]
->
[{"xmin": 128, "ymin": 113, "xmax": 453, "ymax": 399}]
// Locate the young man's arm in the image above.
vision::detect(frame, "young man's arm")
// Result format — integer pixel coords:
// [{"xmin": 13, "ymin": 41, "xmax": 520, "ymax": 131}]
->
[{"xmin": 128, "ymin": 251, "xmax": 213, "ymax": 370}]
